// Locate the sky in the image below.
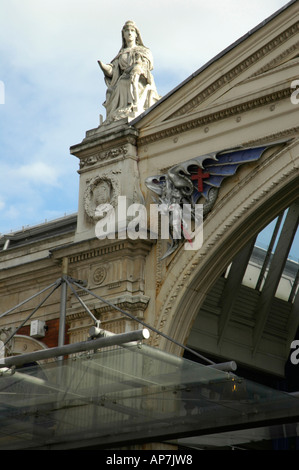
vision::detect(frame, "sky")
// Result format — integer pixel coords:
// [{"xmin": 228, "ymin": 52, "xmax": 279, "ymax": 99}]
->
[{"xmin": 0, "ymin": 0, "xmax": 294, "ymax": 241}]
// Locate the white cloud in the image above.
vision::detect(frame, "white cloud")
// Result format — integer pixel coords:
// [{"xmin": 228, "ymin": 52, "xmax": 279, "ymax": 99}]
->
[
  {"xmin": 0, "ymin": 0, "xmax": 290, "ymax": 88},
  {"xmin": 17, "ymin": 161, "xmax": 59, "ymax": 186}
]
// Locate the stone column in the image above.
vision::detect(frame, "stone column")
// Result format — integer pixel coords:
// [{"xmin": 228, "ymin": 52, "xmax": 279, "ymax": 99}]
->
[
  {"xmin": 66, "ymin": 119, "xmax": 153, "ymax": 342},
  {"xmin": 70, "ymin": 119, "xmax": 143, "ymax": 243}
]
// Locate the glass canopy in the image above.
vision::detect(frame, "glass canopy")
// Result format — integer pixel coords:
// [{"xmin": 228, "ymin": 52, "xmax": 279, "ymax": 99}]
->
[{"xmin": 0, "ymin": 343, "xmax": 299, "ymax": 450}]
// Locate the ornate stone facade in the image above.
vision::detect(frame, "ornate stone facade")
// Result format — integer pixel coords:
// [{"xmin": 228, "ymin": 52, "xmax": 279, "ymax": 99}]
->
[{"xmin": 0, "ymin": 2, "xmax": 298, "ymax": 393}]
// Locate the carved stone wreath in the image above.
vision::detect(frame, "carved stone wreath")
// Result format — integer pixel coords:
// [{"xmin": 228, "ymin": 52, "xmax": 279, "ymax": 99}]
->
[{"xmin": 84, "ymin": 173, "xmax": 120, "ymax": 221}]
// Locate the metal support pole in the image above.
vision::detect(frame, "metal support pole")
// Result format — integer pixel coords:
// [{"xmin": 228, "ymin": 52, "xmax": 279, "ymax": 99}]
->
[
  {"xmin": 58, "ymin": 258, "xmax": 68, "ymax": 360},
  {"xmin": 90, "ymin": 328, "xmax": 238, "ymax": 372},
  {"xmin": 0, "ymin": 279, "xmax": 61, "ymax": 320},
  {"xmin": 0, "ymin": 328, "xmax": 150, "ymax": 368},
  {"xmin": 255, "ymin": 212, "xmax": 284, "ymax": 291},
  {"xmin": 207, "ymin": 361, "xmax": 237, "ymax": 372},
  {"xmin": 65, "ymin": 277, "xmax": 98, "ymax": 324},
  {"xmin": 0, "ymin": 281, "xmax": 61, "ymax": 357},
  {"xmin": 58, "ymin": 279, "xmax": 67, "ymax": 349},
  {"xmin": 70, "ymin": 279, "xmax": 216, "ymax": 365}
]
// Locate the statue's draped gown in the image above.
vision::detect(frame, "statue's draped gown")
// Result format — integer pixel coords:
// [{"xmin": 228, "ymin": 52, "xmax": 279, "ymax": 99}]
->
[{"xmin": 103, "ymin": 45, "xmax": 160, "ymax": 121}]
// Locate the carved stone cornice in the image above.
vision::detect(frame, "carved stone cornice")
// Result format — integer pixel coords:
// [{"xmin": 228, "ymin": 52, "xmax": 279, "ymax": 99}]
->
[
  {"xmin": 50, "ymin": 238, "xmax": 154, "ymax": 266},
  {"xmin": 241, "ymin": 127, "xmax": 299, "ymax": 147},
  {"xmin": 94, "ymin": 295, "xmax": 150, "ymax": 316},
  {"xmin": 79, "ymin": 145, "xmax": 129, "ymax": 170},
  {"xmin": 66, "ymin": 294, "xmax": 150, "ymax": 323},
  {"xmin": 70, "ymin": 122, "xmax": 138, "ymax": 163},
  {"xmin": 138, "ymin": 87, "xmax": 293, "ymax": 146},
  {"xmin": 250, "ymin": 40, "xmax": 299, "ymax": 78},
  {"xmin": 167, "ymin": 21, "xmax": 299, "ymax": 120}
]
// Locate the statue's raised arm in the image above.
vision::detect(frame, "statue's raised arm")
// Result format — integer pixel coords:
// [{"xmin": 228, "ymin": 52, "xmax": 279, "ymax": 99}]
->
[
  {"xmin": 98, "ymin": 61, "xmax": 113, "ymax": 78},
  {"xmin": 98, "ymin": 20, "xmax": 160, "ymax": 125}
]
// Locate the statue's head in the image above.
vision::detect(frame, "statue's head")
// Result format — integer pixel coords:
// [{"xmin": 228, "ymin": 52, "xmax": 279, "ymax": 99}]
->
[
  {"xmin": 93, "ymin": 180, "xmax": 111, "ymax": 206},
  {"xmin": 121, "ymin": 20, "xmax": 144, "ymax": 48}
]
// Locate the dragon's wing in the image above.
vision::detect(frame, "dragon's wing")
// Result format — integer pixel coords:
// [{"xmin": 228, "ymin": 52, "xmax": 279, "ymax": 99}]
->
[
  {"xmin": 145, "ymin": 141, "xmax": 288, "ymax": 206},
  {"xmin": 188, "ymin": 146, "xmax": 269, "ymax": 203},
  {"xmin": 144, "ymin": 141, "xmax": 288, "ymax": 259}
]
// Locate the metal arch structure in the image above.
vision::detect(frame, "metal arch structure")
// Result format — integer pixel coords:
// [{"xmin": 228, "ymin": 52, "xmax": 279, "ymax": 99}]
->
[{"xmin": 185, "ymin": 200, "xmax": 299, "ymax": 381}]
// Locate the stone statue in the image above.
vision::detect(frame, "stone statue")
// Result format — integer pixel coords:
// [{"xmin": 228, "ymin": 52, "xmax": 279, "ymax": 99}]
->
[{"xmin": 98, "ymin": 20, "xmax": 160, "ymax": 124}]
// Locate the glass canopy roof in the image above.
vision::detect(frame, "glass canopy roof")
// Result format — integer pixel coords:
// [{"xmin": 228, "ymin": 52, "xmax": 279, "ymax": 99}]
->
[{"xmin": 0, "ymin": 343, "xmax": 299, "ymax": 450}]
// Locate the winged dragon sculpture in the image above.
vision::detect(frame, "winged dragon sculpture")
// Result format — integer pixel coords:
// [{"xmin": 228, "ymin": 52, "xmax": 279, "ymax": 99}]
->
[{"xmin": 145, "ymin": 144, "xmax": 280, "ymax": 259}]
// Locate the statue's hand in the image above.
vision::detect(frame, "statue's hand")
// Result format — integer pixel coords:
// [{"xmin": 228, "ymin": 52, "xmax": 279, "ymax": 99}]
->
[{"xmin": 98, "ymin": 60, "xmax": 113, "ymax": 77}]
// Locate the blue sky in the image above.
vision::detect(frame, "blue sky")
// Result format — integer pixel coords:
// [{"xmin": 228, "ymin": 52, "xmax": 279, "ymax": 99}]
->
[{"xmin": 0, "ymin": 0, "xmax": 293, "ymax": 239}]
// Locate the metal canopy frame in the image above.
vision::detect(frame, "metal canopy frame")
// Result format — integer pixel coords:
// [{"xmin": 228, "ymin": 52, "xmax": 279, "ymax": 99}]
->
[
  {"xmin": 0, "ymin": 343, "xmax": 299, "ymax": 450},
  {"xmin": 0, "ymin": 209, "xmax": 298, "ymax": 450},
  {"xmin": 0, "ymin": 265, "xmax": 227, "ymax": 369}
]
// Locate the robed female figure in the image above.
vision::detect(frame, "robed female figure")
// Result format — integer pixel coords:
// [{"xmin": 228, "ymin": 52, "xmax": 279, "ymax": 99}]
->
[{"xmin": 98, "ymin": 21, "xmax": 160, "ymax": 123}]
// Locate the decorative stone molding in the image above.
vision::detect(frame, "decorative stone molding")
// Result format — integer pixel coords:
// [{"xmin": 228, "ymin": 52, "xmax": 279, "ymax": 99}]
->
[
  {"xmin": 167, "ymin": 22, "xmax": 299, "ymax": 120},
  {"xmin": 84, "ymin": 171, "xmax": 120, "ymax": 221},
  {"xmin": 65, "ymin": 238, "xmax": 153, "ymax": 266},
  {"xmin": 68, "ymin": 248, "xmax": 112, "ymax": 265},
  {"xmin": 79, "ymin": 145, "xmax": 129, "ymax": 169},
  {"xmin": 92, "ymin": 266, "xmax": 107, "ymax": 285},
  {"xmin": 138, "ymin": 87, "xmax": 293, "ymax": 146},
  {"xmin": 93, "ymin": 294, "xmax": 150, "ymax": 317},
  {"xmin": 241, "ymin": 127, "xmax": 299, "ymax": 148},
  {"xmin": 250, "ymin": 41, "xmax": 299, "ymax": 78},
  {"xmin": 71, "ymin": 120, "xmax": 139, "ymax": 170},
  {"xmin": 107, "ymin": 281, "xmax": 121, "ymax": 289}
]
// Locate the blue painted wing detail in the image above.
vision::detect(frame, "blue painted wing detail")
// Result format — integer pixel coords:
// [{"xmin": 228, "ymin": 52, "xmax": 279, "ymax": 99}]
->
[{"xmin": 190, "ymin": 146, "xmax": 268, "ymax": 202}]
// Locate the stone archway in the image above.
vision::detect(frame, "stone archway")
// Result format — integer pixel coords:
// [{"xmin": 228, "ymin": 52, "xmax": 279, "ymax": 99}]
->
[
  {"xmin": 152, "ymin": 139, "xmax": 299, "ymax": 362},
  {"xmin": 0, "ymin": 330, "xmax": 48, "ymax": 360},
  {"xmin": 12, "ymin": 335, "xmax": 48, "ymax": 357},
  {"xmin": 12, "ymin": 335, "xmax": 47, "ymax": 354}
]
